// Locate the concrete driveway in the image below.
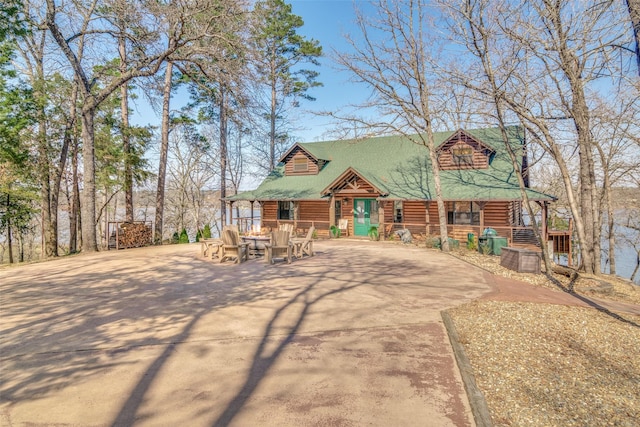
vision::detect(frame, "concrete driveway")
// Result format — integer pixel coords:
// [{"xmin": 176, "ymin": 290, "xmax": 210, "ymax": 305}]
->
[{"xmin": 0, "ymin": 240, "xmax": 491, "ymax": 426}]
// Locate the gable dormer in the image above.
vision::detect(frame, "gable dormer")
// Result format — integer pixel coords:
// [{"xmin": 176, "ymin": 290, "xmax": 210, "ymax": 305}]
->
[
  {"xmin": 279, "ymin": 143, "xmax": 327, "ymax": 176},
  {"xmin": 437, "ymin": 129, "xmax": 496, "ymax": 170},
  {"xmin": 321, "ymin": 167, "xmax": 387, "ymax": 197}
]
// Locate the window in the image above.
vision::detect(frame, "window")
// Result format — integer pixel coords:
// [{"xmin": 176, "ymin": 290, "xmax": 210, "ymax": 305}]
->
[
  {"xmin": 293, "ymin": 157, "xmax": 308, "ymax": 172},
  {"xmin": 370, "ymin": 200, "xmax": 379, "ymax": 224},
  {"xmin": 278, "ymin": 201, "xmax": 294, "ymax": 220},
  {"xmin": 452, "ymin": 145, "xmax": 474, "ymax": 167},
  {"xmin": 447, "ymin": 202, "xmax": 481, "ymax": 225},
  {"xmin": 334, "ymin": 200, "xmax": 342, "ymax": 223},
  {"xmin": 394, "ymin": 201, "xmax": 403, "ymax": 223}
]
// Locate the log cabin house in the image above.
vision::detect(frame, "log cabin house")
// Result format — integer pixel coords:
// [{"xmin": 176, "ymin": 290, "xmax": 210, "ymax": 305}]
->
[{"xmin": 227, "ymin": 126, "xmax": 557, "ymax": 247}]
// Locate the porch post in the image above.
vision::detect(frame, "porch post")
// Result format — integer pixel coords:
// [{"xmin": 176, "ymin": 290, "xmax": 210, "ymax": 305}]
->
[
  {"xmin": 250, "ymin": 201, "xmax": 255, "ymax": 231},
  {"xmin": 541, "ymin": 201, "xmax": 548, "ymax": 242},
  {"xmin": 329, "ymin": 194, "xmax": 336, "ymax": 227},
  {"xmin": 228, "ymin": 201, "xmax": 234, "ymax": 228},
  {"xmin": 568, "ymin": 217, "xmax": 573, "ymax": 267},
  {"xmin": 378, "ymin": 200, "xmax": 386, "ymax": 239},
  {"xmin": 478, "ymin": 201, "xmax": 487, "ymax": 232},
  {"xmin": 424, "ymin": 201, "xmax": 430, "ymax": 235},
  {"xmin": 472, "ymin": 201, "xmax": 487, "ymax": 235}
]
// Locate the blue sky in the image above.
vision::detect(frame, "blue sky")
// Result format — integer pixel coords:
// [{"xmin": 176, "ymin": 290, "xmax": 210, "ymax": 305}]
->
[
  {"xmin": 130, "ymin": 1, "xmax": 367, "ymax": 143},
  {"xmin": 287, "ymin": 0, "xmax": 368, "ymax": 142}
]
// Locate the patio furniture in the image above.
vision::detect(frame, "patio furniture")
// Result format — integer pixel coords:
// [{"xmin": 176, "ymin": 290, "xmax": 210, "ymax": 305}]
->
[
  {"xmin": 200, "ymin": 238, "xmax": 223, "ymax": 260},
  {"xmin": 241, "ymin": 235, "xmax": 271, "ymax": 258},
  {"xmin": 292, "ymin": 226, "xmax": 315, "ymax": 258},
  {"xmin": 265, "ymin": 230, "xmax": 293, "ymax": 264},
  {"xmin": 338, "ymin": 218, "xmax": 349, "ymax": 237},
  {"xmin": 279, "ymin": 223, "xmax": 294, "ymax": 235},
  {"xmin": 220, "ymin": 229, "xmax": 249, "ymax": 264}
]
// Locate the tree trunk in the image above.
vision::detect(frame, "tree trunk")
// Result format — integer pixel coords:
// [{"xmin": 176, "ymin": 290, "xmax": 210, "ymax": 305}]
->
[
  {"xmin": 627, "ymin": 0, "xmax": 640, "ymax": 74},
  {"xmin": 6, "ymin": 192, "xmax": 13, "ymax": 264},
  {"xmin": 631, "ymin": 251, "xmax": 639, "ymax": 283},
  {"xmin": 80, "ymin": 104, "xmax": 99, "ymax": 252},
  {"xmin": 269, "ymin": 59, "xmax": 277, "ymax": 171},
  {"xmin": 596, "ymin": 144, "xmax": 616, "ymax": 275},
  {"xmin": 35, "ymin": 65, "xmax": 57, "ymax": 258},
  {"xmin": 461, "ymin": 6, "xmax": 553, "ymax": 272},
  {"xmin": 220, "ymin": 85, "xmax": 228, "ymax": 227},
  {"xmin": 37, "ymin": 99, "xmax": 56, "ymax": 258},
  {"xmin": 120, "ymin": 34, "xmax": 134, "ymax": 223},
  {"xmin": 70, "ymin": 137, "xmax": 80, "ymax": 253},
  {"xmin": 56, "ymin": 80, "xmax": 78, "ymax": 254},
  {"xmin": 155, "ymin": 62, "xmax": 173, "ymax": 244},
  {"xmin": 426, "ymin": 140, "xmax": 450, "ymax": 252},
  {"xmin": 566, "ymin": 63, "xmax": 599, "ymax": 274}
]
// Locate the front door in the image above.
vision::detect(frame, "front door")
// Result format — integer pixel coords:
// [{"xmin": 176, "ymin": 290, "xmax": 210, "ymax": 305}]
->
[{"xmin": 353, "ymin": 199, "xmax": 379, "ymax": 236}]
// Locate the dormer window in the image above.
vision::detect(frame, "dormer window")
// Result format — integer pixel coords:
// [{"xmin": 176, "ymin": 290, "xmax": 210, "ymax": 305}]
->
[
  {"xmin": 452, "ymin": 145, "xmax": 473, "ymax": 166},
  {"xmin": 293, "ymin": 157, "xmax": 308, "ymax": 172}
]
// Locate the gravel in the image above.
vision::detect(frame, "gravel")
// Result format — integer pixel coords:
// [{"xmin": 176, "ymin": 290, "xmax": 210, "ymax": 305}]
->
[
  {"xmin": 445, "ymin": 248, "xmax": 640, "ymax": 426},
  {"xmin": 450, "ymin": 248, "xmax": 640, "ymax": 305}
]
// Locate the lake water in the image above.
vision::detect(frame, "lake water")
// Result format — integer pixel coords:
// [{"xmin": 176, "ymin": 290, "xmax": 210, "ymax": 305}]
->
[{"xmin": 601, "ymin": 222, "xmax": 639, "ymax": 285}]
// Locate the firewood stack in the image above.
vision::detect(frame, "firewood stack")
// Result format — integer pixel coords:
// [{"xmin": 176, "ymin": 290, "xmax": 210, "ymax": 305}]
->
[{"xmin": 118, "ymin": 222, "xmax": 152, "ymax": 249}]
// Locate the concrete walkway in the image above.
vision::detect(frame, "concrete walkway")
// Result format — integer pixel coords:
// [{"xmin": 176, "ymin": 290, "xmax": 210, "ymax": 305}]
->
[{"xmin": 0, "ymin": 240, "xmax": 492, "ymax": 427}]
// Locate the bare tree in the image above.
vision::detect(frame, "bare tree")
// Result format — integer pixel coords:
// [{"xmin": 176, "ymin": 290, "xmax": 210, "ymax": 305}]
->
[
  {"xmin": 627, "ymin": 0, "xmax": 640, "ymax": 73},
  {"xmin": 331, "ymin": 0, "xmax": 450, "ymax": 251},
  {"xmin": 443, "ymin": 0, "xmax": 554, "ymax": 272},
  {"xmin": 445, "ymin": 0, "xmax": 633, "ymax": 274},
  {"xmin": 164, "ymin": 123, "xmax": 217, "ymax": 240},
  {"xmin": 592, "ymin": 92, "xmax": 640, "ymax": 275},
  {"xmin": 154, "ymin": 0, "xmax": 247, "ymax": 240},
  {"xmin": 44, "ymin": 0, "xmax": 230, "ymax": 252},
  {"xmin": 155, "ymin": 61, "xmax": 174, "ymax": 244}
]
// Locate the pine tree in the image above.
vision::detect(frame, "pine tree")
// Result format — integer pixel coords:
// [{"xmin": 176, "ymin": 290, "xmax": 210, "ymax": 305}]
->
[{"xmin": 251, "ymin": 0, "xmax": 322, "ymax": 170}]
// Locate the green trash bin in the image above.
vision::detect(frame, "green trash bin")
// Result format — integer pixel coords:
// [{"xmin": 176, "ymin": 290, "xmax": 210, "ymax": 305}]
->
[{"xmin": 488, "ymin": 236, "xmax": 508, "ymax": 255}]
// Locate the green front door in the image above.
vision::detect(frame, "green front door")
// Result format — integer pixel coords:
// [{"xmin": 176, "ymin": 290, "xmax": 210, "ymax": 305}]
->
[{"xmin": 353, "ymin": 199, "xmax": 379, "ymax": 236}]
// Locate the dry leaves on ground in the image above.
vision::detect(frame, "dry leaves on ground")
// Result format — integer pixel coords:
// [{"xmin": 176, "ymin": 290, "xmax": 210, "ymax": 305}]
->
[
  {"xmin": 449, "ymin": 248, "xmax": 640, "ymax": 305},
  {"xmin": 442, "ymin": 246, "xmax": 640, "ymax": 426},
  {"xmin": 449, "ymin": 301, "xmax": 640, "ymax": 427}
]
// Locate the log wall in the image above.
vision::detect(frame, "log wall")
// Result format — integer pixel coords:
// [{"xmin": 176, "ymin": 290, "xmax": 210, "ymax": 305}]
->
[
  {"xmin": 284, "ymin": 151, "xmax": 320, "ymax": 176},
  {"xmin": 484, "ymin": 201, "xmax": 511, "ymax": 226}
]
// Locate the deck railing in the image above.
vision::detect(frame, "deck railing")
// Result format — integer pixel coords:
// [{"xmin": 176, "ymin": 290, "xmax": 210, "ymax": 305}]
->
[{"xmin": 240, "ymin": 216, "xmax": 570, "ymax": 249}]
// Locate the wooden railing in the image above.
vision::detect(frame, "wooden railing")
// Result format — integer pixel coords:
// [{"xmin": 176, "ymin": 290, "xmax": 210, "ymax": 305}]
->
[{"xmin": 238, "ymin": 216, "xmax": 571, "ymax": 250}]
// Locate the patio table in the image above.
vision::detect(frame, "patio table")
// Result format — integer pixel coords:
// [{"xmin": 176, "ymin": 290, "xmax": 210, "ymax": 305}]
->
[{"xmin": 241, "ymin": 235, "xmax": 271, "ymax": 258}]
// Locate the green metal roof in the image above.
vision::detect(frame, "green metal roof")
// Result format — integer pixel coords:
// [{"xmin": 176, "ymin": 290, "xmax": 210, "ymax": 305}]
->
[{"xmin": 230, "ymin": 126, "xmax": 555, "ymax": 202}]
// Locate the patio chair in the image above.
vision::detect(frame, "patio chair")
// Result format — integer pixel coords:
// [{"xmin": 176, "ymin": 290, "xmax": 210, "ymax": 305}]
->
[
  {"xmin": 278, "ymin": 223, "xmax": 294, "ymax": 235},
  {"xmin": 292, "ymin": 226, "xmax": 315, "ymax": 258},
  {"xmin": 338, "ymin": 218, "xmax": 349, "ymax": 237},
  {"xmin": 220, "ymin": 229, "xmax": 249, "ymax": 264},
  {"xmin": 265, "ymin": 230, "xmax": 293, "ymax": 264},
  {"xmin": 200, "ymin": 238, "xmax": 222, "ymax": 260}
]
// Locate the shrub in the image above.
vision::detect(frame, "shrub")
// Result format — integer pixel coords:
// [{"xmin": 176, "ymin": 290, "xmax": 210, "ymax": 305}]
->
[
  {"xmin": 179, "ymin": 228, "xmax": 189, "ymax": 244},
  {"xmin": 368, "ymin": 225, "xmax": 379, "ymax": 241},
  {"xmin": 330, "ymin": 224, "xmax": 341, "ymax": 238},
  {"xmin": 203, "ymin": 223, "xmax": 212, "ymax": 239},
  {"xmin": 171, "ymin": 232, "xmax": 180, "ymax": 244},
  {"xmin": 479, "ymin": 241, "xmax": 491, "ymax": 255}
]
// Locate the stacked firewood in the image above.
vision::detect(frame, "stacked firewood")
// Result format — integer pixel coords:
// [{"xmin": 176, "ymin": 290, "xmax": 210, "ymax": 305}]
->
[{"xmin": 117, "ymin": 222, "xmax": 152, "ymax": 249}]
